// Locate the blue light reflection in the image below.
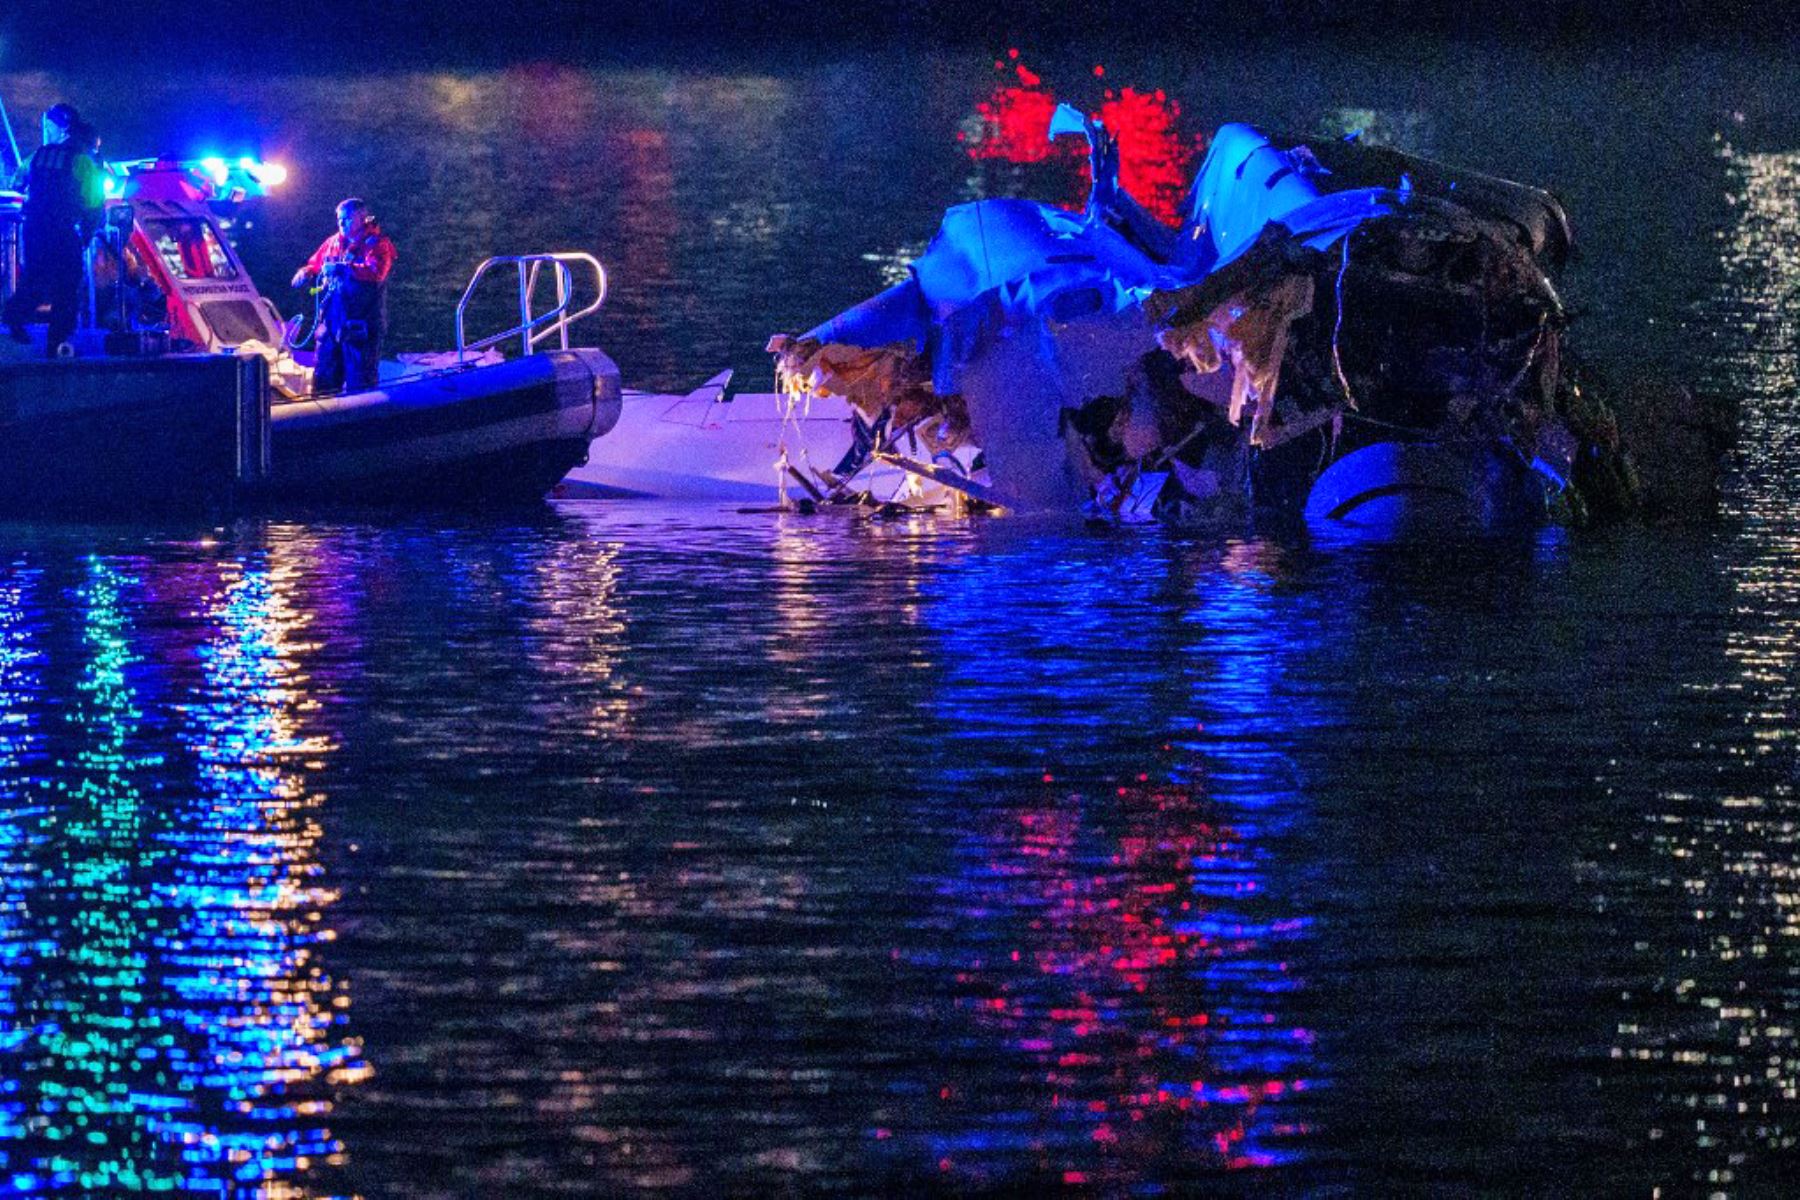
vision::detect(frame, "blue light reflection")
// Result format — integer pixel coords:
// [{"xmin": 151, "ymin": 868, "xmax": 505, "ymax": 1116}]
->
[
  {"xmin": 0, "ymin": 551, "xmax": 362, "ymax": 1195},
  {"xmin": 893, "ymin": 537, "xmax": 1323, "ymax": 1189}
]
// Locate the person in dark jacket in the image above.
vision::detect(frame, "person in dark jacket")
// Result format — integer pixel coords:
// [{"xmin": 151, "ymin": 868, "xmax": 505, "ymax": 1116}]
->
[
  {"xmin": 4, "ymin": 103, "xmax": 103, "ymax": 354},
  {"xmin": 291, "ymin": 197, "xmax": 396, "ymax": 394}
]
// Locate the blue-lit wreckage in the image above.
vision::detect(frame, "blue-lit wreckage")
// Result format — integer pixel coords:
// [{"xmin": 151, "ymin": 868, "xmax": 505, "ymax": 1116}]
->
[{"xmin": 769, "ymin": 108, "xmax": 1634, "ymax": 530}]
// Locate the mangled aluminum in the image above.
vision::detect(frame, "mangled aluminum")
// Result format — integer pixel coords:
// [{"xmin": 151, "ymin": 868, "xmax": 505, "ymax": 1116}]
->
[{"xmin": 770, "ymin": 107, "xmax": 1635, "ymax": 528}]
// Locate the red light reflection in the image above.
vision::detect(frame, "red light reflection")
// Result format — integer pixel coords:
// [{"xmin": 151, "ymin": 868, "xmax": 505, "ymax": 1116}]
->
[
  {"xmin": 917, "ymin": 770, "xmax": 1312, "ymax": 1187},
  {"xmin": 961, "ymin": 60, "xmax": 1199, "ymax": 225},
  {"xmin": 964, "ymin": 61, "xmax": 1078, "ymax": 168},
  {"xmin": 1096, "ymin": 87, "xmax": 1195, "ymax": 226}
]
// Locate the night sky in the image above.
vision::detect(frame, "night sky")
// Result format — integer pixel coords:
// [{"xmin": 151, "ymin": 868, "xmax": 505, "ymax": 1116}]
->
[{"xmin": 5, "ymin": 0, "xmax": 1797, "ymax": 67}]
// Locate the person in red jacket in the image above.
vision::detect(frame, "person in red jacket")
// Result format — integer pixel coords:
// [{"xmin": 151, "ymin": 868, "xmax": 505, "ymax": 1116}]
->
[{"xmin": 291, "ymin": 197, "xmax": 396, "ymax": 394}]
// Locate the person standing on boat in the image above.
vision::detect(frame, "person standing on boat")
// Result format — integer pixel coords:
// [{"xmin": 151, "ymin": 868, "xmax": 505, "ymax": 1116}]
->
[
  {"xmin": 5, "ymin": 103, "xmax": 104, "ymax": 355},
  {"xmin": 291, "ymin": 197, "xmax": 396, "ymax": 394}
]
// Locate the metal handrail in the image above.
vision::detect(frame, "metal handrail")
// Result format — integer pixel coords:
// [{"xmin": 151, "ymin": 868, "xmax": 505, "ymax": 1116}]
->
[
  {"xmin": 454, "ymin": 252, "xmax": 608, "ymax": 362},
  {"xmin": 458, "ymin": 258, "xmax": 572, "ymax": 356}
]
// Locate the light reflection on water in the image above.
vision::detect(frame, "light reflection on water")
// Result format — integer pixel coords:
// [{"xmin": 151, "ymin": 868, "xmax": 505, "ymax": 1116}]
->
[
  {"xmin": 899, "ymin": 541, "xmax": 1318, "ymax": 1188},
  {"xmin": 0, "ymin": 552, "xmax": 362, "ymax": 1196},
  {"xmin": 0, "ymin": 500, "xmax": 1780, "ymax": 1194},
  {"xmin": 2, "ymin": 44, "xmax": 1800, "ymax": 1197},
  {"xmin": 1588, "ymin": 139, "xmax": 1800, "ymax": 1193},
  {"xmin": 165, "ymin": 555, "xmax": 366, "ymax": 1188}
]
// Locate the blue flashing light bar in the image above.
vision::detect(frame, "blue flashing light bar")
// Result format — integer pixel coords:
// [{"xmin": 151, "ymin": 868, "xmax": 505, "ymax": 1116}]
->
[{"xmin": 101, "ymin": 154, "xmax": 291, "ymax": 201}]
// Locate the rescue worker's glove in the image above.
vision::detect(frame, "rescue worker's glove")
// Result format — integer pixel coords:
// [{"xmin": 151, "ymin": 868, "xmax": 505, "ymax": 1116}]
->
[{"xmin": 290, "ymin": 268, "xmax": 314, "ymax": 289}]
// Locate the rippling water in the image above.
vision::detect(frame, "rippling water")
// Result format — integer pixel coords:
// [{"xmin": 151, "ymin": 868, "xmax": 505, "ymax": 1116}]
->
[{"xmin": 0, "ymin": 39, "xmax": 1798, "ymax": 1196}]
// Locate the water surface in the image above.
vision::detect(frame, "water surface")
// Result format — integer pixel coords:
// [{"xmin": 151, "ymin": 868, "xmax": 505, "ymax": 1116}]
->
[{"xmin": 0, "ymin": 39, "xmax": 1797, "ymax": 1195}]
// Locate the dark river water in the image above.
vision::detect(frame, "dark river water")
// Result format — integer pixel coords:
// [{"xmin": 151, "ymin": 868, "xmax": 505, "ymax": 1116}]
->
[{"xmin": 1, "ymin": 38, "xmax": 1799, "ymax": 1196}]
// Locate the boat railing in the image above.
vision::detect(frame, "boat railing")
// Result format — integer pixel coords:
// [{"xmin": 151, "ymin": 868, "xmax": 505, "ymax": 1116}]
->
[{"xmin": 454, "ymin": 252, "xmax": 608, "ymax": 362}]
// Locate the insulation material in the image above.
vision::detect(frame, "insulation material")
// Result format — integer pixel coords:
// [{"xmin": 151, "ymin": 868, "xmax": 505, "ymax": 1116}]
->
[{"xmin": 1155, "ymin": 272, "xmax": 1315, "ymax": 446}]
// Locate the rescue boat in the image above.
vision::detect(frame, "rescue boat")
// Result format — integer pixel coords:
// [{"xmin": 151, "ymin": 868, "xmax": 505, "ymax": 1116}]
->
[{"xmin": 0, "ymin": 145, "xmax": 619, "ymax": 512}]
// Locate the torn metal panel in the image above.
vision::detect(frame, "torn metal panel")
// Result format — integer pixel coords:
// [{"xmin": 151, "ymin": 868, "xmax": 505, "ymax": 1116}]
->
[{"xmin": 769, "ymin": 106, "xmax": 1634, "ymax": 531}]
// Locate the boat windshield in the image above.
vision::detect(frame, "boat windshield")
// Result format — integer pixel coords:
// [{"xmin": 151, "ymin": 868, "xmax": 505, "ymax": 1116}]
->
[{"xmin": 141, "ymin": 216, "xmax": 238, "ymax": 281}]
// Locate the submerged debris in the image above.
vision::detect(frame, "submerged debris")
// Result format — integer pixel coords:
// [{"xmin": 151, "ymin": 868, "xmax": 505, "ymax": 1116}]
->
[{"xmin": 771, "ymin": 103, "xmax": 1644, "ymax": 533}]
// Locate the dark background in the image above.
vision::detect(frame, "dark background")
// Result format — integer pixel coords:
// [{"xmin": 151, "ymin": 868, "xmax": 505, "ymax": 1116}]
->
[{"xmin": 5, "ymin": 0, "xmax": 1798, "ymax": 66}]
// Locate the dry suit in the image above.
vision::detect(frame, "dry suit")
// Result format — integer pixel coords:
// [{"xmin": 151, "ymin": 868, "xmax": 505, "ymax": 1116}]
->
[
  {"xmin": 4, "ymin": 142, "xmax": 103, "ymax": 353},
  {"xmin": 302, "ymin": 225, "xmax": 396, "ymax": 394}
]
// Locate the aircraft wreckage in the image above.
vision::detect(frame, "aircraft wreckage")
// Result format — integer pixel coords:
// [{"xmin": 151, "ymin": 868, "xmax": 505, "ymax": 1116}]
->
[{"xmin": 768, "ymin": 108, "xmax": 1639, "ymax": 532}]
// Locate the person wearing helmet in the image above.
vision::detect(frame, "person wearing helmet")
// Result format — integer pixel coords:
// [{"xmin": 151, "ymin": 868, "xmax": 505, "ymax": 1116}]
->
[
  {"xmin": 291, "ymin": 197, "xmax": 396, "ymax": 394},
  {"xmin": 5, "ymin": 103, "xmax": 105, "ymax": 355}
]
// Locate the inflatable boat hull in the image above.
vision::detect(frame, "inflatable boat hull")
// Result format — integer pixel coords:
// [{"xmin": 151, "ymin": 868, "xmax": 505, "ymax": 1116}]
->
[{"xmin": 263, "ymin": 349, "xmax": 621, "ymax": 503}]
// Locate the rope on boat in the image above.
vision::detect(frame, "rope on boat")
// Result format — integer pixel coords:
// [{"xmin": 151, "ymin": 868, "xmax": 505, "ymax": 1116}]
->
[{"xmin": 1330, "ymin": 231, "xmax": 1359, "ymax": 413}]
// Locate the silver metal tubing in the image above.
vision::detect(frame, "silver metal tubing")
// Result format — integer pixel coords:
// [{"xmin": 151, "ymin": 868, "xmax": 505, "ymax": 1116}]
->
[{"xmin": 455, "ymin": 252, "xmax": 608, "ymax": 362}]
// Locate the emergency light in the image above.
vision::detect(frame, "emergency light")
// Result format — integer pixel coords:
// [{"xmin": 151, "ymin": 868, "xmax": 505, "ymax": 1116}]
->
[{"xmin": 102, "ymin": 155, "xmax": 291, "ymax": 201}]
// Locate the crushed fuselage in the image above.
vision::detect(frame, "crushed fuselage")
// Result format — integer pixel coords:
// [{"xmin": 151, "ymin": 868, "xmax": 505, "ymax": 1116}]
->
[{"xmin": 771, "ymin": 113, "xmax": 1632, "ymax": 529}]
